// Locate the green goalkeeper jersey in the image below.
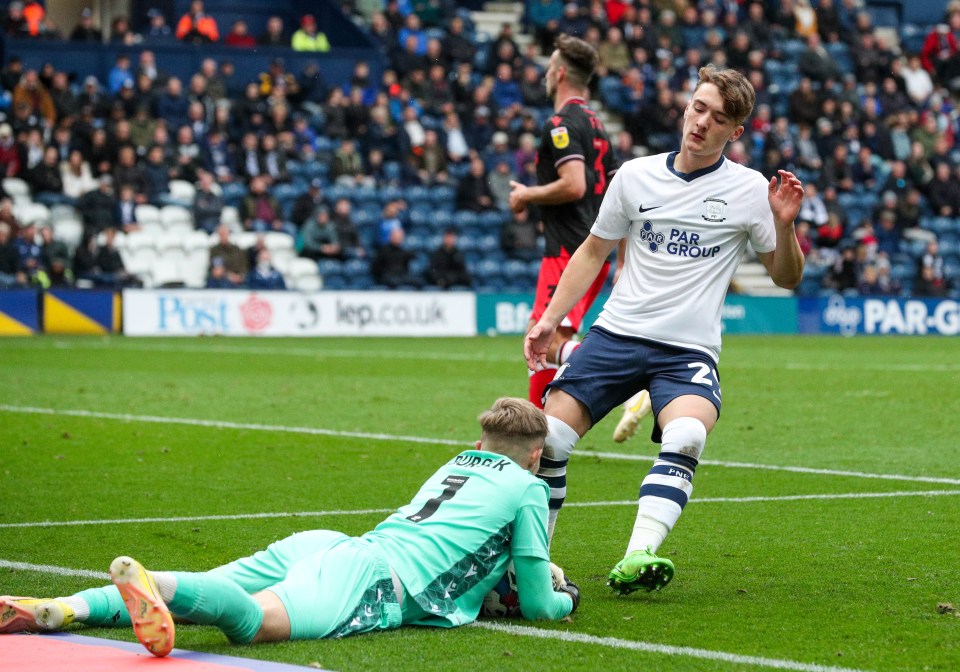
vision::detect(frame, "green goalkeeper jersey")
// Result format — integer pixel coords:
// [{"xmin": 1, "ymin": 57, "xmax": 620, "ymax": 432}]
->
[{"xmin": 362, "ymin": 449, "xmax": 569, "ymax": 626}]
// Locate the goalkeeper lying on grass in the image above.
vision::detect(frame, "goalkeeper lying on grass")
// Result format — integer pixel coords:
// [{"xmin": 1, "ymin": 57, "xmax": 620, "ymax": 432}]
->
[{"xmin": 1, "ymin": 397, "xmax": 579, "ymax": 657}]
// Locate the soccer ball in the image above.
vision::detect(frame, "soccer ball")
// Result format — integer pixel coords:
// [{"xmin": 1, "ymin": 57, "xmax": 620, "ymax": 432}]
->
[{"xmin": 480, "ymin": 566, "xmax": 521, "ymax": 618}]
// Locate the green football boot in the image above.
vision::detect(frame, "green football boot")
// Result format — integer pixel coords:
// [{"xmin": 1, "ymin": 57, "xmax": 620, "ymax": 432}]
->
[{"xmin": 607, "ymin": 547, "xmax": 675, "ymax": 595}]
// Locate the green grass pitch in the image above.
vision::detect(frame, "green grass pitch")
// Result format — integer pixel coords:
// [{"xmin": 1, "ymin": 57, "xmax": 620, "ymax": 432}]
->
[{"xmin": 1, "ymin": 334, "xmax": 959, "ymax": 671}]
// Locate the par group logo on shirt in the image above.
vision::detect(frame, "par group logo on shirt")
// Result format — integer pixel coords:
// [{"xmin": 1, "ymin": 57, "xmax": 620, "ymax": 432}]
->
[
  {"xmin": 550, "ymin": 126, "xmax": 570, "ymax": 149},
  {"xmin": 702, "ymin": 197, "xmax": 727, "ymax": 222},
  {"xmin": 638, "ymin": 221, "xmax": 665, "ymax": 251}
]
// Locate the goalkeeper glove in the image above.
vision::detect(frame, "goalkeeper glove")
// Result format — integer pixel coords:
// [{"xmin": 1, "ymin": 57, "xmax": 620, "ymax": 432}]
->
[{"xmin": 558, "ymin": 578, "xmax": 580, "ymax": 613}]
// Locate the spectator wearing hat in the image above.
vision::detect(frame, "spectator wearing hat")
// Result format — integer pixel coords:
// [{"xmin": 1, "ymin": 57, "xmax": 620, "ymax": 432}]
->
[
  {"xmin": 70, "ymin": 7, "xmax": 102, "ymax": 42},
  {"xmin": 291, "ymin": 14, "xmax": 329, "ymax": 52},
  {"xmin": 77, "ymin": 75, "xmax": 109, "ymax": 119},
  {"xmin": 143, "ymin": 9, "xmax": 173, "ymax": 42},
  {"xmin": 205, "ymin": 256, "xmax": 234, "ymax": 288},
  {"xmin": 176, "ymin": 0, "xmax": 218, "ymax": 44},
  {"xmin": 290, "ymin": 178, "xmax": 327, "ymax": 229},
  {"xmin": 15, "ymin": 221, "xmax": 43, "ymax": 283}
]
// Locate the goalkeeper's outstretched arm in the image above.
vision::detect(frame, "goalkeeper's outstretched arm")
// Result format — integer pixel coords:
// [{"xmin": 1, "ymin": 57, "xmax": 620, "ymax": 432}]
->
[{"xmin": 513, "ymin": 555, "xmax": 578, "ymax": 621}]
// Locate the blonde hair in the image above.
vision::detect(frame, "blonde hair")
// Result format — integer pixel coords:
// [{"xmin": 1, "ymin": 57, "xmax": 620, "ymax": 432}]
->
[
  {"xmin": 696, "ymin": 64, "xmax": 756, "ymax": 125},
  {"xmin": 478, "ymin": 397, "xmax": 548, "ymax": 455}
]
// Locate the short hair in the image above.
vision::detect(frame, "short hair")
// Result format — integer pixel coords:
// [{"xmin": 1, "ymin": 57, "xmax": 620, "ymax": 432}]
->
[
  {"xmin": 554, "ymin": 34, "xmax": 600, "ymax": 87},
  {"xmin": 695, "ymin": 64, "xmax": 756, "ymax": 125},
  {"xmin": 478, "ymin": 397, "xmax": 548, "ymax": 449}
]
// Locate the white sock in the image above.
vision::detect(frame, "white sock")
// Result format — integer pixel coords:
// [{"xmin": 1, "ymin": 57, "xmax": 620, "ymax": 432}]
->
[
  {"xmin": 627, "ymin": 513, "xmax": 671, "ymax": 555},
  {"xmin": 60, "ymin": 595, "xmax": 90, "ymax": 620},
  {"xmin": 152, "ymin": 571, "xmax": 178, "ymax": 603},
  {"xmin": 556, "ymin": 338, "xmax": 580, "ymax": 366}
]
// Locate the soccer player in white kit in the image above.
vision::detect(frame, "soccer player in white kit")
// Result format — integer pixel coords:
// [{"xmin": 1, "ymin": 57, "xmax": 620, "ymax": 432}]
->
[{"xmin": 524, "ymin": 65, "xmax": 805, "ymax": 594}]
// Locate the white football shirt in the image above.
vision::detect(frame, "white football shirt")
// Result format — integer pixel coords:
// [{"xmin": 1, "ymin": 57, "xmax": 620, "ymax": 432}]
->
[{"xmin": 591, "ymin": 152, "xmax": 777, "ymax": 361}]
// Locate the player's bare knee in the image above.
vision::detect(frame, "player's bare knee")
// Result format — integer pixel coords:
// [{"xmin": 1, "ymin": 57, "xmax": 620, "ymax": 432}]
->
[
  {"xmin": 543, "ymin": 390, "xmax": 592, "ymax": 437},
  {"xmin": 660, "ymin": 417, "xmax": 707, "ymax": 462},
  {"xmin": 251, "ymin": 590, "xmax": 291, "ymax": 643}
]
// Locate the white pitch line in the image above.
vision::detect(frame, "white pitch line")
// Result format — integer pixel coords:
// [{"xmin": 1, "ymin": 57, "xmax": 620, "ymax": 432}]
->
[
  {"xmin": 0, "ymin": 559, "xmax": 870, "ymax": 672},
  {"xmin": 44, "ymin": 340, "xmax": 519, "ymax": 363},
  {"xmin": 0, "ymin": 405, "xmax": 466, "ymax": 447},
  {"xmin": 472, "ymin": 622, "xmax": 870, "ymax": 672},
  {"xmin": 3, "ymin": 404, "xmax": 960, "ymax": 487},
  {"xmin": 14, "ymin": 338, "xmax": 960, "ymax": 373},
  {"xmin": 586, "ymin": 451, "xmax": 960, "ymax": 486},
  {"xmin": 3, "ymin": 490, "xmax": 959, "ymax": 529},
  {"xmin": 0, "ymin": 560, "xmax": 109, "ymax": 580}
]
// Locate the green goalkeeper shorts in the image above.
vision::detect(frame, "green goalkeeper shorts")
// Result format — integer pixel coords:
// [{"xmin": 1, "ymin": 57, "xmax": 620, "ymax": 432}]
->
[{"xmin": 209, "ymin": 529, "xmax": 402, "ymax": 639}]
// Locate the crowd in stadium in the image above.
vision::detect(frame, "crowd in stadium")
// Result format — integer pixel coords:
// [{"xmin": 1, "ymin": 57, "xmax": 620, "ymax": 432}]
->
[{"xmin": 0, "ymin": 0, "xmax": 957, "ymax": 297}]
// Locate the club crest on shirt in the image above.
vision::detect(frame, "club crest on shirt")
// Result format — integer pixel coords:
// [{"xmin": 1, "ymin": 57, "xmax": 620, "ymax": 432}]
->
[
  {"xmin": 550, "ymin": 126, "xmax": 570, "ymax": 149},
  {"xmin": 702, "ymin": 197, "xmax": 727, "ymax": 222}
]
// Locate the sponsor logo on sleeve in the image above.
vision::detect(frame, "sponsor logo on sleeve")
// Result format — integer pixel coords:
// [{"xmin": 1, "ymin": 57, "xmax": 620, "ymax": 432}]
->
[{"xmin": 550, "ymin": 126, "xmax": 570, "ymax": 149}]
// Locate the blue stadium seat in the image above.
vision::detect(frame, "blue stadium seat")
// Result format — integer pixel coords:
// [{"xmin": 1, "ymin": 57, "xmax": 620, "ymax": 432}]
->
[
  {"xmin": 409, "ymin": 205, "xmax": 433, "ymax": 228},
  {"xmin": 221, "ymin": 182, "xmax": 248, "ymax": 207},
  {"xmin": 353, "ymin": 185, "xmax": 379, "ymax": 203},
  {"xmin": 866, "ymin": 3, "xmax": 900, "ymax": 28},
  {"xmin": 327, "ymin": 184, "xmax": 354, "ymax": 203},
  {"xmin": 479, "ymin": 209, "xmax": 507, "ymax": 228},
  {"xmin": 402, "ymin": 185, "xmax": 431, "ymax": 204},
  {"xmin": 478, "ymin": 234, "xmax": 500, "ymax": 253},
  {"xmin": 452, "ymin": 210, "xmax": 479, "ymax": 229},
  {"xmin": 379, "ymin": 184, "xmax": 404, "ymax": 204},
  {"xmin": 317, "ymin": 258, "xmax": 344, "ymax": 277},
  {"xmin": 900, "ymin": 24, "xmax": 928, "ymax": 55},
  {"xmin": 502, "ymin": 259, "xmax": 528, "ymax": 282},
  {"xmin": 321, "ymin": 274, "xmax": 347, "ymax": 290},
  {"xmin": 382, "ymin": 161, "xmax": 403, "ymax": 183},
  {"xmin": 353, "ymin": 197, "xmax": 383, "ymax": 220},
  {"xmin": 526, "ymin": 259, "xmax": 541, "ymax": 282},
  {"xmin": 457, "ymin": 233, "xmax": 479, "ymax": 254},
  {"xmin": 344, "ymin": 258, "xmax": 371, "ymax": 277},
  {"xmin": 351, "ymin": 209, "xmax": 375, "ymax": 229},
  {"xmin": 406, "ymin": 233, "xmax": 430, "ymax": 252},
  {"xmin": 429, "ymin": 185, "xmax": 457, "ymax": 209},
  {"xmin": 474, "ymin": 258, "xmax": 502, "ymax": 283},
  {"xmin": 347, "ymin": 274, "xmax": 374, "ymax": 290},
  {"xmin": 410, "ymin": 255, "xmax": 429, "ymax": 277},
  {"xmin": 939, "ymin": 237, "xmax": 958, "ymax": 256},
  {"xmin": 428, "ymin": 210, "xmax": 453, "ymax": 231},
  {"xmin": 303, "ymin": 161, "xmax": 329, "ymax": 180}
]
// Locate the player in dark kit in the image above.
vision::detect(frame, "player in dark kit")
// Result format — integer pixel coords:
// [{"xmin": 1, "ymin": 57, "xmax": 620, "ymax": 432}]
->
[{"xmin": 508, "ymin": 34, "xmax": 618, "ymax": 411}]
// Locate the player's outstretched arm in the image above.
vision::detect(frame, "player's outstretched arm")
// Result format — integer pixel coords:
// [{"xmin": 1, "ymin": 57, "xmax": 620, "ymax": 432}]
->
[
  {"xmin": 523, "ymin": 234, "xmax": 619, "ymax": 371},
  {"xmin": 759, "ymin": 170, "xmax": 805, "ymax": 289},
  {"xmin": 513, "ymin": 555, "xmax": 577, "ymax": 620}
]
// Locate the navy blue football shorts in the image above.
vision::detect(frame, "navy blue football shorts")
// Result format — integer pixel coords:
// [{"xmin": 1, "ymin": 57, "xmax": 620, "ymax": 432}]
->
[{"xmin": 545, "ymin": 326, "xmax": 722, "ymax": 443}]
